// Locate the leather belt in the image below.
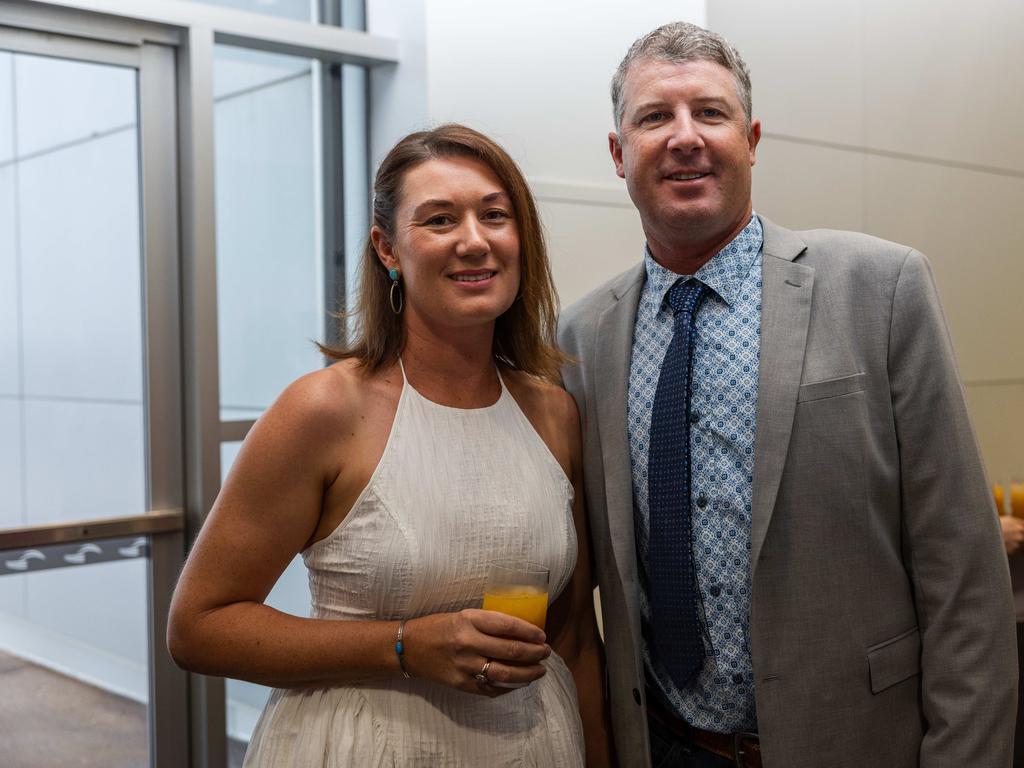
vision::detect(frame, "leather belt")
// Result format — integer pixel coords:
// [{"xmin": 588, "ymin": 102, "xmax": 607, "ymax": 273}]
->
[{"xmin": 645, "ymin": 691, "xmax": 762, "ymax": 768}]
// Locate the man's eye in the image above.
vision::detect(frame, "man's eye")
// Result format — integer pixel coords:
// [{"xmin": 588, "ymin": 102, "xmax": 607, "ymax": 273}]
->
[
  {"xmin": 700, "ymin": 108, "xmax": 722, "ymax": 118},
  {"xmin": 642, "ymin": 111, "xmax": 667, "ymax": 123}
]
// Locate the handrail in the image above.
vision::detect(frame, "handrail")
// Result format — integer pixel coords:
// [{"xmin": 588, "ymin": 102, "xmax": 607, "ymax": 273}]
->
[{"xmin": 0, "ymin": 508, "xmax": 184, "ymax": 550}]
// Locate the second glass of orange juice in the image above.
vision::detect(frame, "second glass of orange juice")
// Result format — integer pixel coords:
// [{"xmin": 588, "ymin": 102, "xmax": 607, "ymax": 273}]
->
[{"xmin": 482, "ymin": 560, "xmax": 549, "ymax": 630}]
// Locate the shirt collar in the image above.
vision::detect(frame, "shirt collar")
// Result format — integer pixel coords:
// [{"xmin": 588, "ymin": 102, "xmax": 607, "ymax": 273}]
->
[{"xmin": 643, "ymin": 213, "xmax": 763, "ymax": 310}]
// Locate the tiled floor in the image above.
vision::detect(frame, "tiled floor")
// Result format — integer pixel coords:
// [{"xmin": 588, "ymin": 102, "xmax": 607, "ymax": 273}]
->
[
  {"xmin": 0, "ymin": 650, "xmax": 246, "ymax": 767},
  {"xmin": 0, "ymin": 649, "xmax": 148, "ymax": 767}
]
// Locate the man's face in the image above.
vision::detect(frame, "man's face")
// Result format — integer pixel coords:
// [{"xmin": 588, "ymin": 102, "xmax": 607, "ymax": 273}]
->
[{"xmin": 610, "ymin": 58, "xmax": 760, "ymax": 254}]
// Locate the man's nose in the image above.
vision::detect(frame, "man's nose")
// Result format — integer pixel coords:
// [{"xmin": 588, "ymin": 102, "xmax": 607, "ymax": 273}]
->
[{"xmin": 666, "ymin": 114, "xmax": 705, "ymax": 152}]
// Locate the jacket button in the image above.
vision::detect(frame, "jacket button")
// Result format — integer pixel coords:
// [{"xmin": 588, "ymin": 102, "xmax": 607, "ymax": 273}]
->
[{"xmin": 632, "ymin": 687, "xmax": 641, "ymax": 705}]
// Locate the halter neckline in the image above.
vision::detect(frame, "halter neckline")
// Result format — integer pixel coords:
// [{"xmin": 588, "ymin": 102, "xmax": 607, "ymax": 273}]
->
[{"xmin": 397, "ymin": 357, "xmax": 508, "ymax": 411}]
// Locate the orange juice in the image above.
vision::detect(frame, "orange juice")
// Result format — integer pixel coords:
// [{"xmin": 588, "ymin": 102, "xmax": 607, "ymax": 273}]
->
[
  {"xmin": 994, "ymin": 484, "xmax": 1005, "ymax": 515},
  {"xmin": 1012, "ymin": 483, "xmax": 1024, "ymax": 519},
  {"xmin": 482, "ymin": 586, "xmax": 548, "ymax": 629}
]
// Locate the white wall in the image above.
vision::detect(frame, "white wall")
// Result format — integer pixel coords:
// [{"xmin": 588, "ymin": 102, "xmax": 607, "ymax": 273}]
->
[
  {"xmin": 368, "ymin": 0, "xmax": 1023, "ymax": 482},
  {"xmin": 707, "ymin": 0, "xmax": 1024, "ymax": 484},
  {"xmin": 370, "ymin": 0, "xmax": 706, "ymax": 306}
]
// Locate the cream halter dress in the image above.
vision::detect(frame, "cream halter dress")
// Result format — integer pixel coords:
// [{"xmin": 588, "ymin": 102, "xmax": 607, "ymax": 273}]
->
[{"xmin": 243, "ymin": 362, "xmax": 585, "ymax": 767}]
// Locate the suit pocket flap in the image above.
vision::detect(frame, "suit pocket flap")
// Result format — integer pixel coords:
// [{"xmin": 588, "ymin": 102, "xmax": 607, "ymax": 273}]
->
[
  {"xmin": 797, "ymin": 372, "xmax": 867, "ymax": 403},
  {"xmin": 867, "ymin": 627, "xmax": 920, "ymax": 694}
]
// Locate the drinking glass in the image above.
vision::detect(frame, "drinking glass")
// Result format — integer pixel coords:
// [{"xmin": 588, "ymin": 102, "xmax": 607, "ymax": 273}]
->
[
  {"xmin": 994, "ymin": 483, "xmax": 1006, "ymax": 516},
  {"xmin": 1011, "ymin": 478, "xmax": 1024, "ymax": 519},
  {"xmin": 482, "ymin": 560, "xmax": 550, "ymax": 630}
]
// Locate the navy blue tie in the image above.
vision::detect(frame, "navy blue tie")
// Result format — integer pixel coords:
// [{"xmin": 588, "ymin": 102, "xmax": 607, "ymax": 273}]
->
[{"xmin": 648, "ymin": 278, "xmax": 708, "ymax": 687}]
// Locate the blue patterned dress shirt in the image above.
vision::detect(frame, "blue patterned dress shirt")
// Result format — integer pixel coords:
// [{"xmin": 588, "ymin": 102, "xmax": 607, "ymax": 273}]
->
[{"xmin": 628, "ymin": 214, "xmax": 763, "ymax": 732}]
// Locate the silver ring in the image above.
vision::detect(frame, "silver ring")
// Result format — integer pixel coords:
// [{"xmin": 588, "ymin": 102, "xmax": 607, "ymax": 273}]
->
[{"xmin": 474, "ymin": 659, "xmax": 492, "ymax": 685}]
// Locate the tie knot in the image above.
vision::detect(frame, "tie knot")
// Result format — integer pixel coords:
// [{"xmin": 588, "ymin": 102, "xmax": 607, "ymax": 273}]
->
[{"xmin": 667, "ymin": 278, "xmax": 707, "ymax": 315}]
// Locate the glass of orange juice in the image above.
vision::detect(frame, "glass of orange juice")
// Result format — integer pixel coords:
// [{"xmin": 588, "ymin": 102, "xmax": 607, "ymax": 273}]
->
[
  {"xmin": 482, "ymin": 560, "xmax": 549, "ymax": 630},
  {"xmin": 994, "ymin": 484, "xmax": 1006, "ymax": 516},
  {"xmin": 1011, "ymin": 480, "xmax": 1024, "ymax": 519}
]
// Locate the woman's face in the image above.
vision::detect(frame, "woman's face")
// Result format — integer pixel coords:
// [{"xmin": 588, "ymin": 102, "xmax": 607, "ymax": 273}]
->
[{"xmin": 374, "ymin": 156, "xmax": 521, "ymax": 333}]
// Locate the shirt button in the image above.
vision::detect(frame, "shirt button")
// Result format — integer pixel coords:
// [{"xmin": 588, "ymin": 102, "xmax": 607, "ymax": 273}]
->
[
  {"xmin": 689, "ymin": 411, "xmax": 699, "ymax": 425},
  {"xmin": 696, "ymin": 495, "xmax": 708, "ymax": 509},
  {"xmin": 632, "ymin": 687, "xmax": 642, "ymax": 705},
  {"xmin": 709, "ymin": 585, "xmax": 722, "ymax": 597},
  {"xmin": 732, "ymin": 673, "xmax": 745, "ymax": 684}
]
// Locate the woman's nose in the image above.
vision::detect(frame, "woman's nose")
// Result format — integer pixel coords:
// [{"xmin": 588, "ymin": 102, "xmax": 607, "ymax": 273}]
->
[{"xmin": 456, "ymin": 218, "xmax": 489, "ymax": 257}]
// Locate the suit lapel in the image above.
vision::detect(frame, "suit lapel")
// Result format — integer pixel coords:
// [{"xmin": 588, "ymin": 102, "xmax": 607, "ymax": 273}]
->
[
  {"xmin": 593, "ymin": 263, "xmax": 646, "ymax": 587},
  {"xmin": 751, "ymin": 219, "xmax": 814, "ymax": 575}
]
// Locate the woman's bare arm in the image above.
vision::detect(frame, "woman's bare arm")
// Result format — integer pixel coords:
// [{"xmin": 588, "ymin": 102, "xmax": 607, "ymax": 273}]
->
[{"xmin": 167, "ymin": 368, "xmax": 549, "ymax": 694}]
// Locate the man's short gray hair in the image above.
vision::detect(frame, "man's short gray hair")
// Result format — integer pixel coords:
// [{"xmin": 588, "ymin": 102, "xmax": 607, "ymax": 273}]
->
[{"xmin": 611, "ymin": 22, "xmax": 752, "ymax": 131}]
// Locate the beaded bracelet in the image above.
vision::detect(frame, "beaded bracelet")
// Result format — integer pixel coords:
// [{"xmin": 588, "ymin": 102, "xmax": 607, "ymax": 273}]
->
[{"xmin": 395, "ymin": 619, "xmax": 411, "ymax": 679}]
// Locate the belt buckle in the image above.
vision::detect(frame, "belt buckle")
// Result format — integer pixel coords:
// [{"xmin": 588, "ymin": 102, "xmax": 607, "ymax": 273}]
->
[{"xmin": 732, "ymin": 731, "xmax": 759, "ymax": 768}]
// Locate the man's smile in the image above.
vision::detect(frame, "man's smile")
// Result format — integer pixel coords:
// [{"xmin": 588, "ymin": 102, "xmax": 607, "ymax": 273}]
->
[{"xmin": 664, "ymin": 171, "xmax": 711, "ymax": 181}]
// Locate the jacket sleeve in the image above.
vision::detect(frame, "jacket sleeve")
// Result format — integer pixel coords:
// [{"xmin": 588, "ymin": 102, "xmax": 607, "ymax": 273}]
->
[{"xmin": 887, "ymin": 249, "xmax": 1017, "ymax": 767}]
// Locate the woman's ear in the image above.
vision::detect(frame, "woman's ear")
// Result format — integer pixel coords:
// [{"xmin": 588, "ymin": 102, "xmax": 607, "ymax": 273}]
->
[{"xmin": 371, "ymin": 226, "xmax": 397, "ymax": 271}]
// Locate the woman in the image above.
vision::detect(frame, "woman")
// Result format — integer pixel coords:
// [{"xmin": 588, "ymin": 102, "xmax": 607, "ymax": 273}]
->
[{"xmin": 167, "ymin": 124, "xmax": 610, "ymax": 766}]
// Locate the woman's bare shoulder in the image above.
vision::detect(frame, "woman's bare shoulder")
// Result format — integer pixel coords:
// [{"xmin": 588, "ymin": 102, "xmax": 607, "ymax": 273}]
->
[
  {"xmin": 261, "ymin": 359, "xmax": 378, "ymax": 437},
  {"xmin": 501, "ymin": 369, "xmax": 579, "ymax": 433}
]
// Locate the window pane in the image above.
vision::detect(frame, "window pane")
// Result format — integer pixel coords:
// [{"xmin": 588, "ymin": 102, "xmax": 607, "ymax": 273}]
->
[
  {"xmin": 0, "ymin": 538, "xmax": 152, "ymax": 766},
  {"xmin": 177, "ymin": 0, "xmax": 315, "ymax": 23},
  {"xmin": 214, "ymin": 46, "xmax": 323, "ymax": 419},
  {"xmin": 339, "ymin": 0, "xmax": 366, "ymax": 30},
  {"xmin": 0, "ymin": 48, "xmax": 152, "ymax": 767},
  {"xmin": 0, "ymin": 51, "xmax": 146, "ymax": 528},
  {"xmin": 168, "ymin": 0, "xmax": 368, "ymax": 26}
]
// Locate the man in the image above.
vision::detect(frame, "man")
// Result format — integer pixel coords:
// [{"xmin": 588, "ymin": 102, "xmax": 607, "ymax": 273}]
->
[{"xmin": 558, "ymin": 21, "xmax": 1017, "ymax": 768}]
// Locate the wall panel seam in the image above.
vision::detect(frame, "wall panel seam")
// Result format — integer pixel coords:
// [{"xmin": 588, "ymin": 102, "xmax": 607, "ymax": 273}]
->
[{"xmin": 763, "ymin": 131, "xmax": 1024, "ymax": 180}]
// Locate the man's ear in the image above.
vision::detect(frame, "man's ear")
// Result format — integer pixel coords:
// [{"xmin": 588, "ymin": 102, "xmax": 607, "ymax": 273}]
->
[
  {"xmin": 609, "ymin": 132, "xmax": 626, "ymax": 179},
  {"xmin": 370, "ymin": 226, "xmax": 397, "ymax": 270},
  {"xmin": 748, "ymin": 119, "xmax": 761, "ymax": 166}
]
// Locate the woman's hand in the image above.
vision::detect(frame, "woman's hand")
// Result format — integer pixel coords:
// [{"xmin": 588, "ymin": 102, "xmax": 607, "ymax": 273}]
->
[
  {"xmin": 1000, "ymin": 515, "xmax": 1024, "ymax": 556},
  {"xmin": 402, "ymin": 609, "xmax": 550, "ymax": 696}
]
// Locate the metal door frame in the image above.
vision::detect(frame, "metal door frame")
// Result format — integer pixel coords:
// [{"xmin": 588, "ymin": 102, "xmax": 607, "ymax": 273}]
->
[
  {"xmin": 0, "ymin": 21, "xmax": 189, "ymax": 766},
  {"xmin": 0, "ymin": 2, "xmax": 398, "ymax": 765}
]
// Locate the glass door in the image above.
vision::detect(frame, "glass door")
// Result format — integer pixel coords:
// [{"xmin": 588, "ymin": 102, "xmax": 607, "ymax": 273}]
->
[{"xmin": 0, "ymin": 24, "xmax": 187, "ymax": 768}]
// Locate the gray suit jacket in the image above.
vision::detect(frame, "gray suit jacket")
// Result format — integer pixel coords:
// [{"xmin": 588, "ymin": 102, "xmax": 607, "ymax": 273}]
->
[{"xmin": 558, "ymin": 217, "xmax": 1017, "ymax": 768}]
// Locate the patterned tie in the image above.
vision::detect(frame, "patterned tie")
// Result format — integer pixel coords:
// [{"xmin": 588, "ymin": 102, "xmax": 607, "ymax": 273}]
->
[{"xmin": 648, "ymin": 277, "xmax": 708, "ymax": 687}]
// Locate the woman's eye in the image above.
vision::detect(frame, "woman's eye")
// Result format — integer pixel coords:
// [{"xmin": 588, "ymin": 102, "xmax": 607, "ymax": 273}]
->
[
  {"xmin": 425, "ymin": 214, "xmax": 453, "ymax": 226},
  {"xmin": 484, "ymin": 209, "xmax": 511, "ymax": 221}
]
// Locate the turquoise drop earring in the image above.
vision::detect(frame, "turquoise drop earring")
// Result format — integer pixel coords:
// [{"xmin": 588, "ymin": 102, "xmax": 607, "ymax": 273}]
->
[{"xmin": 388, "ymin": 267, "xmax": 403, "ymax": 314}]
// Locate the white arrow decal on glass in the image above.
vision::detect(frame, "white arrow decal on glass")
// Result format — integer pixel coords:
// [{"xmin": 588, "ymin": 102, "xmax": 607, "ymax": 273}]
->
[
  {"xmin": 117, "ymin": 538, "xmax": 148, "ymax": 558},
  {"xmin": 64, "ymin": 543, "xmax": 103, "ymax": 565},
  {"xmin": 5, "ymin": 550, "xmax": 46, "ymax": 571}
]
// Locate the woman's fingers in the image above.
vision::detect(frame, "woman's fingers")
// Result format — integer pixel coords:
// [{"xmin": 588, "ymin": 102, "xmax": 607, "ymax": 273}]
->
[
  {"xmin": 480, "ymin": 659, "xmax": 547, "ymax": 686},
  {"xmin": 475, "ymin": 635, "xmax": 551, "ymax": 666},
  {"xmin": 465, "ymin": 608, "xmax": 546, "ymax": 644},
  {"xmin": 402, "ymin": 610, "xmax": 552, "ymax": 697},
  {"xmin": 460, "ymin": 609, "xmax": 550, "ymax": 665}
]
